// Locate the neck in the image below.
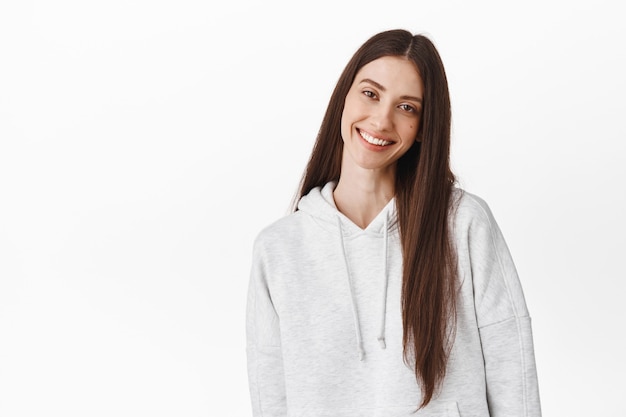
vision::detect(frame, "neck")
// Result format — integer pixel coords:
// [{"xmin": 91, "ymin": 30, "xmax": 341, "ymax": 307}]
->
[{"xmin": 333, "ymin": 161, "xmax": 396, "ymax": 230}]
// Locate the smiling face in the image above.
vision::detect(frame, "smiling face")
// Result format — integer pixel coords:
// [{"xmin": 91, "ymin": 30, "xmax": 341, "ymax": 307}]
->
[{"xmin": 340, "ymin": 55, "xmax": 424, "ymax": 175}]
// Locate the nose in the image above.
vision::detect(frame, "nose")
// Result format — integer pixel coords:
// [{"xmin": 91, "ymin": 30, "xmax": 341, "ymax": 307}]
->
[{"xmin": 370, "ymin": 104, "xmax": 394, "ymax": 132}]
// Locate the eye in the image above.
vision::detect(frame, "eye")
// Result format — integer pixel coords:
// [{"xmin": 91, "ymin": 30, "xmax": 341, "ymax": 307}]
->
[
  {"xmin": 363, "ymin": 90, "xmax": 377, "ymax": 99},
  {"xmin": 399, "ymin": 104, "xmax": 417, "ymax": 113}
]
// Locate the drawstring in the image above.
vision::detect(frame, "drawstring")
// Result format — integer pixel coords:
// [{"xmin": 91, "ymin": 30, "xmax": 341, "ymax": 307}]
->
[
  {"xmin": 338, "ymin": 213, "xmax": 390, "ymax": 360},
  {"xmin": 338, "ymin": 217, "xmax": 366, "ymax": 361},
  {"xmin": 377, "ymin": 214, "xmax": 389, "ymax": 349}
]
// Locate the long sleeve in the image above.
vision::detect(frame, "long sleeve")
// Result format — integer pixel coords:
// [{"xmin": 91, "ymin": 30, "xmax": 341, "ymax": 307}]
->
[
  {"xmin": 246, "ymin": 238, "xmax": 287, "ymax": 416},
  {"xmin": 467, "ymin": 198, "xmax": 542, "ymax": 417}
]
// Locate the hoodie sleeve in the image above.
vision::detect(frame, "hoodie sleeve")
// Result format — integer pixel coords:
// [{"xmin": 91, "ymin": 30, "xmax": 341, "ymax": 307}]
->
[
  {"xmin": 246, "ymin": 237, "xmax": 287, "ymax": 416},
  {"xmin": 466, "ymin": 197, "xmax": 542, "ymax": 417}
]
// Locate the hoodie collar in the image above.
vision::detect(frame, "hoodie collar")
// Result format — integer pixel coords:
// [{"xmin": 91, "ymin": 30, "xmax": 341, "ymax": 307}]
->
[{"xmin": 298, "ymin": 181, "xmax": 398, "ymax": 237}]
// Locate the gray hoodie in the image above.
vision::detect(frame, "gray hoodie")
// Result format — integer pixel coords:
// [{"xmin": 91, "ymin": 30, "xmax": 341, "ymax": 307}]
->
[{"xmin": 246, "ymin": 182, "xmax": 541, "ymax": 416}]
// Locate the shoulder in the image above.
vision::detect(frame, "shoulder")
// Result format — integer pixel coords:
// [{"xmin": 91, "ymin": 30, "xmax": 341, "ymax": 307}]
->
[
  {"xmin": 451, "ymin": 187, "xmax": 498, "ymax": 229},
  {"xmin": 450, "ymin": 187, "xmax": 513, "ymax": 252},
  {"xmin": 253, "ymin": 210, "xmax": 310, "ymax": 252},
  {"xmin": 450, "ymin": 187, "xmax": 518, "ymax": 273}
]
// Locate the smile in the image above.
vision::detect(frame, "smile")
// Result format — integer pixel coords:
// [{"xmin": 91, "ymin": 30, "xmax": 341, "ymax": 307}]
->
[{"xmin": 359, "ymin": 129, "xmax": 393, "ymax": 146}]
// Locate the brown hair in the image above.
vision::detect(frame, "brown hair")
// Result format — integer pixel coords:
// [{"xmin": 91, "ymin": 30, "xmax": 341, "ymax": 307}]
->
[{"xmin": 294, "ymin": 29, "xmax": 458, "ymax": 409}]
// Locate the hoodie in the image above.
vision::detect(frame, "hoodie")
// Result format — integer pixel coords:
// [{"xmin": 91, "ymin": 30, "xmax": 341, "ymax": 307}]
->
[{"xmin": 246, "ymin": 182, "xmax": 542, "ymax": 417}]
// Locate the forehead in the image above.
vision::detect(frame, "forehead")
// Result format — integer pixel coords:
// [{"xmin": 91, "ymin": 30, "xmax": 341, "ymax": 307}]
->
[{"xmin": 353, "ymin": 56, "xmax": 423, "ymax": 94}]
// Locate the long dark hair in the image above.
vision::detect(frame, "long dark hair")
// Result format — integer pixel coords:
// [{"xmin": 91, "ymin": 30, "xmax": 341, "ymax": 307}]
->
[{"xmin": 295, "ymin": 29, "xmax": 457, "ymax": 409}]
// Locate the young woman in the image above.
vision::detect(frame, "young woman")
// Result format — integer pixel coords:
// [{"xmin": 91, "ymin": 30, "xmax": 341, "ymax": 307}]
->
[{"xmin": 246, "ymin": 29, "xmax": 542, "ymax": 417}]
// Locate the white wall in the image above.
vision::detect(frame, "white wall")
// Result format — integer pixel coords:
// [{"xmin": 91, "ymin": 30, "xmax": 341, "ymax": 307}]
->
[{"xmin": 1, "ymin": 0, "xmax": 624, "ymax": 415}]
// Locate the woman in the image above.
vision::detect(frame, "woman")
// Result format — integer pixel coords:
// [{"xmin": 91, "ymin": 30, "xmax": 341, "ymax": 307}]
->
[{"xmin": 246, "ymin": 29, "xmax": 541, "ymax": 417}]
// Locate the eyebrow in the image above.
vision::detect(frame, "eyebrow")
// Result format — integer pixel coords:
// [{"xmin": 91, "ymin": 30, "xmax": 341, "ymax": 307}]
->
[{"xmin": 359, "ymin": 78, "xmax": 423, "ymax": 103}]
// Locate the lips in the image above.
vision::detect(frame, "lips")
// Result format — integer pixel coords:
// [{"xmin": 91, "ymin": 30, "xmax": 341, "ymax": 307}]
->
[{"xmin": 358, "ymin": 129, "xmax": 393, "ymax": 146}]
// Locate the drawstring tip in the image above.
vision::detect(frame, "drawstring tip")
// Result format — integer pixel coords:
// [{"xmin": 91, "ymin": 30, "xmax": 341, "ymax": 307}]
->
[
  {"xmin": 378, "ymin": 337, "xmax": 386, "ymax": 349},
  {"xmin": 359, "ymin": 347, "xmax": 365, "ymax": 361}
]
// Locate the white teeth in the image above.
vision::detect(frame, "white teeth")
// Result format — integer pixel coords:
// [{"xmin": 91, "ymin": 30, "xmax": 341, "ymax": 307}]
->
[{"xmin": 359, "ymin": 130, "xmax": 392, "ymax": 146}]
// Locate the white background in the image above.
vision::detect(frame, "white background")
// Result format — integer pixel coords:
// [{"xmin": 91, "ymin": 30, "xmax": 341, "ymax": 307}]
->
[{"xmin": 1, "ymin": 0, "xmax": 624, "ymax": 416}]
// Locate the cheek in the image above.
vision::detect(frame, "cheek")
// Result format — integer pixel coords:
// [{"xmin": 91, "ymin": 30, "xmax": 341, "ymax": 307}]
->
[
  {"xmin": 409, "ymin": 120, "xmax": 420, "ymax": 138},
  {"xmin": 401, "ymin": 121, "xmax": 419, "ymax": 140},
  {"xmin": 341, "ymin": 97, "xmax": 360, "ymax": 141},
  {"xmin": 340, "ymin": 110, "xmax": 350, "ymax": 142}
]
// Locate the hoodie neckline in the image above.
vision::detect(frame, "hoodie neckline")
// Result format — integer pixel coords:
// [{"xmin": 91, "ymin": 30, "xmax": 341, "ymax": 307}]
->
[{"xmin": 301, "ymin": 181, "xmax": 398, "ymax": 238}]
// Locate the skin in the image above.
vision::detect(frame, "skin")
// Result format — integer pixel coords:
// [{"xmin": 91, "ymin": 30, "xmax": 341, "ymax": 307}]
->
[{"xmin": 333, "ymin": 55, "xmax": 424, "ymax": 229}]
